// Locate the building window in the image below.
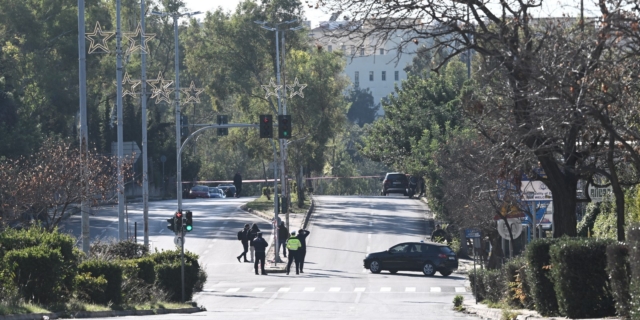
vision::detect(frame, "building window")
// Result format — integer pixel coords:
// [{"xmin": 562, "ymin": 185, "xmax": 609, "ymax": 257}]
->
[
  {"xmin": 355, "ymin": 71, "xmax": 359, "ymax": 87},
  {"xmin": 360, "ymin": 48, "xmax": 365, "ymax": 56},
  {"xmin": 341, "ymin": 45, "xmax": 346, "ymax": 52},
  {"xmin": 369, "ymin": 71, "xmax": 374, "ymax": 81},
  {"xmin": 382, "ymin": 71, "xmax": 386, "ymax": 81},
  {"xmin": 350, "ymin": 45, "xmax": 355, "ymax": 55},
  {"xmin": 394, "ymin": 70, "xmax": 399, "ymax": 81},
  {"xmin": 380, "ymin": 48, "xmax": 385, "ymax": 55},
  {"xmin": 328, "ymin": 45, "xmax": 333, "ymax": 52}
]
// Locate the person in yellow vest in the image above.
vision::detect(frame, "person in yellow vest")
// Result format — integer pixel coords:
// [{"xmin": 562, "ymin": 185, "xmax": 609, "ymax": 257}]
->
[{"xmin": 286, "ymin": 231, "xmax": 302, "ymax": 275}]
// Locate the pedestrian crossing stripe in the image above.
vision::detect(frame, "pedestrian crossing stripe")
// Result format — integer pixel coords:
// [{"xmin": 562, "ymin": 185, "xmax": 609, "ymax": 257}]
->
[{"xmin": 207, "ymin": 286, "xmax": 468, "ymax": 294}]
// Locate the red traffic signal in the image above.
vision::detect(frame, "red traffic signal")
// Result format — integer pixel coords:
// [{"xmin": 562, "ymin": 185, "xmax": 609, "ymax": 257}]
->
[{"xmin": 259, "ymin": 115, "xmax": 273, "ymax": 138}]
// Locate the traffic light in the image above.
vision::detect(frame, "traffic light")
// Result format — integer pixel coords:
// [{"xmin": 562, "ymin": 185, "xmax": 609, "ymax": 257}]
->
[
  {"xmin": 278, "ymin": 115, "xmax": 292, "ymax": 139},
  {"xmin": 167, "ymin": 217, "xmax": 175, "ymax": 232},
  {"xmin": 259, "ymin": 115, "xmax": 273, "ymax": 138},
  {"xmin": 180, "ymin": 115, "xmax": 189, "ymax": 138},
  {"xmin": 184, "ymin": 210, "xmax": 193, "ymax": 232},
  {"xmin": 217, "ymin": 115, "xmax": 228, "ymax": 136},
  {"xmin": 175, "ymin": 211, "xmax": 183, "ymax": 232}
]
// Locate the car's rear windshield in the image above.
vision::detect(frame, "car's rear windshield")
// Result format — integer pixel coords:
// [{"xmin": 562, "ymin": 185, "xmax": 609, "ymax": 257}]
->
[
  {"xmin": 386, "ymin": 174, "xmax": 407, "ymax": 181},
  {"xmin": 439, "ymin": 246, "xmax": 454, "ymax": 254}
]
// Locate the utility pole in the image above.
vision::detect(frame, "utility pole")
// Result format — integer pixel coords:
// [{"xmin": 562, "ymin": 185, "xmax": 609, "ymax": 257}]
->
[
  {"xmin": 78, "ymin": 0, "xmax": 90, "ymax": 253},
  {"xmin": 140, "ymin": 0, "xmax": 149, "ymax": 248},
  {"xmin": 116, "ymin": 0, "xmax": 125, "ymax": 241}
]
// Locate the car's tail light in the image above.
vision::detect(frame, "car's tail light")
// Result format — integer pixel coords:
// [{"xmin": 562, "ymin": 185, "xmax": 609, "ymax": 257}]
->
[
  {"xmin": 438, "ymin": 253, "xmax": 447, "ymax": 259},
  {"xmin": 383, "ymin": 179, "xmax": 389, "ymax": 186}
]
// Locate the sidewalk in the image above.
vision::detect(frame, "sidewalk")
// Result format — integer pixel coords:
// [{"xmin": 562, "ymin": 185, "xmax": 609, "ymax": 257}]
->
[
  {"xmin": 462, "ymin": 300, "xmax": 620, "ymax": 320},
  {"xmin": 240, "ymin": 197, "xmax": 315, "ymax": 274}
]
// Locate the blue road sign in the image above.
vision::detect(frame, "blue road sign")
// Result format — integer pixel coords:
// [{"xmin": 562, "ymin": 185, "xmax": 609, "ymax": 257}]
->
[{"xmin": 465, "ymin": 228, "xmax": 482, "ymax": 238}]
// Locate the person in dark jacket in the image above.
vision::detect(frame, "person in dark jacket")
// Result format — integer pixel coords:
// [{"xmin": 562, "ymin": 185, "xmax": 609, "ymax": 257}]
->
[
  {"xmin": 431, "ymin": 224, "xmax": 447, "ymax": 243},
  {"xmin": 236, "ymin": 224, "xmax": 250, "ymax": 262},
  {"xmin": 233, "ymin": 172, "xmax": 242, "ymax": 198},
  {"xmin": 297, "ymin": 229, "xmax": 310, "ymax": 273},
  {"xmin": 252, "ymin": 232, "xmax": 269, "ymax": 275},
  {"xmin": 277, "ymin": 221, "xmax": 289, "ymax": 258},
  {"xmin": 248, "ymin": 223, "xmax": 260, "ymax": 262}
]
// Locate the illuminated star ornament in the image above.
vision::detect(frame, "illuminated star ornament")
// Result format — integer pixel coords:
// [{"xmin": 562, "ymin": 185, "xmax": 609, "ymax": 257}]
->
[
  {"xmin": 122, "ymin": 72, "xmax": 141, "ymax": 97},
  {"xmin": 124, "ymin": 22, "xmax": 156, "ymax": 55},
  {"xmin": 261, "ymin": 78, "xmax": 282, "ymax": 99},
  {"xmin": 287, "ymin": 77, "xmax": 307, "ymax": 98},
  {"xmin": 86, "ymin": 21, "xmax": 114, "ymax": 54},
  {"xmin": 147, "ymin": 72, "xmax": 174, "ymax": 104},
  {"xmin": 181, "ymin": 81, "xmax": 204, "ymax": 103}
]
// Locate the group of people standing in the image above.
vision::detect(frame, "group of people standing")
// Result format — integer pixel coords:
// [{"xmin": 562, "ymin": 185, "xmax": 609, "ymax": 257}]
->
[{"xmin": 237, "ymin": 221, "xmax": 310, "ymax": 276}]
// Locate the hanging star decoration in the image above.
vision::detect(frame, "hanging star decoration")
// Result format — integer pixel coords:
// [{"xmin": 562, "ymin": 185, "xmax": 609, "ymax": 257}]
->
[
  {"xmin": 181, "ymin": 81, "xmax": 205, "ymax": 104},
  {"xmin": 261, "ymin": 78, "xmax": 282, "ymax": 99},
  {"xmin": 287, "ymin": 77, "xmax": 308, "ymax": 98},
  {"xmin": 115, "ymin": 72, "xmax": 142, "ymax": 97},
  {"xmin": 124, "ymin": 22, "xmax": 156, "ymax": 56},
  {"xmin": 86, "ymin": 21, "xmax": 114, "ymax": 54},
  {"xmin": 147, "ymin": 71, "xmax": 174, "ymax": 104}
]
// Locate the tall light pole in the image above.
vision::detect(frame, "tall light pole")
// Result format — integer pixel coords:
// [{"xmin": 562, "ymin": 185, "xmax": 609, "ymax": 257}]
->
[
  {"xmin": 151, "ymin": 9, "xmax": 202, "ymax": 303},
  {"xmin": 140, "ymin": 0, "xmax": 149, "ymax": 248},
  {"xmin": 78, "ymin": 0, "xmax": 90, "ymax": 253},
  {"xmin": 116, "ymin": 0, "xmax": 125, "ymax": 241}
]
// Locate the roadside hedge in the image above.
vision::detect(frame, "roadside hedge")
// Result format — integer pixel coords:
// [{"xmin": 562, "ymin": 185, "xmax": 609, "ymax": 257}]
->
[
  {"xmin": 606, "ymin": 243, "xmax": 631, "ymax": 319},
  {"xmin": 73, "ymin": 272, "xmax": 108, "ymax": 304},
  {"xmin": 469, "ymin": 268, "xmax": 505, "ymax": 303},
  {"xmin": 150, "ymin": 250, "xmax": 202, "ymax": 301},
  {"xmin": 120, "ymin": 257, "xmax": 156, "ymax": 285},
  {"xmin": 628, "ymin": 224, "xmax": 640, "ymax": 320},
  {"xmin": 548, "ymin": 238, "xmax": 615, "ymax": 318},
  {"xmin": 524, "ymin": 238, "xmax": 559, "ymax": 316},
  {"xmin": 3, "ymin": 245, "xmax": 66, "ymax": 304},
  {"xmin": 78, "ymin": 260, "xmax": 123, "ymax": 305},
  {"xmin": 504, "ymin": 256, "xmax": 532, "ymax": 309}
]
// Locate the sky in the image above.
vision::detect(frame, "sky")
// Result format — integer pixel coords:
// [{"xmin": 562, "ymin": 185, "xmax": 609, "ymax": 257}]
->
[{"xmin": 181, "ymin": 0, "xmax": 603, "ymax": 28}]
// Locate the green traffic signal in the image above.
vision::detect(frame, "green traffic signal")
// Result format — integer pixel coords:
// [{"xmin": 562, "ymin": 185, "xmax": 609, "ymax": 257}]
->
[
  {"xmin": 185, "ymin": 210, "xmax": 193, "ymax": 232},
  {"xmin": 185, "ymin": 225, "xmax": 193, "ymax": 231}
]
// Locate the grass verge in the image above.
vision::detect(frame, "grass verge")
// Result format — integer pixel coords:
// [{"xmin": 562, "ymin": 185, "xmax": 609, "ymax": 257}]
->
[
  {"xmin": 246, "ymin": 195, "xmax": 311, "ymax": 215},
  {"xmin": 0, "ymin": 301, "xmax": 194, "ymax": 316}
]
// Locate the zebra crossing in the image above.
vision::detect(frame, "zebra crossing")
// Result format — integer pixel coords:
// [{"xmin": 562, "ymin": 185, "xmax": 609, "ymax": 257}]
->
[{"xmin": 202, "ymin": 286, "xmax": 469, "ymax": 294}]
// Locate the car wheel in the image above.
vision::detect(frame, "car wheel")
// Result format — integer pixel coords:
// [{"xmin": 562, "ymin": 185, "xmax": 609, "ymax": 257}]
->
[
  {"xmin": 369, "ymin": 260, "xmax": 382, "ymax": 274},
  {"xmin": 389, "ymin": 269, "xmax": 398, "ymax": 274},
  {"xmin": 422, "ymin": 262, "xmax": 436, "ymax": 276},
  {"xmin": 440, "ymin": 269, "xmax": 452, "ymax": 277}
]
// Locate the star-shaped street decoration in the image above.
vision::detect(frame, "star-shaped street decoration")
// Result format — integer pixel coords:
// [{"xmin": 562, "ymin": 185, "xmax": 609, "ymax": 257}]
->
[
  {"xmin": 121, "ymin": 72, "xmax": 141, "ymax": 97},
  {"xmin": 181, "ymin": 81, "xmax": 205, "ymax": 104},
  {"xmin": 147, "ymin": 72, "xmax": 174, "ymax": 104},
  {"xmin": 261, "ymin": 78, "xmax": 282, "ymax": 99},
  {"xmin": 124, "ymin": 22, "xmax": 156, "ymax": 56},
  {"xmin": 287, "ymin": 77, "xmax": 308, "ymax": 98},
  {"xmin": 86, "ymin": 21, "xmax": 114, "ymax": 54}
]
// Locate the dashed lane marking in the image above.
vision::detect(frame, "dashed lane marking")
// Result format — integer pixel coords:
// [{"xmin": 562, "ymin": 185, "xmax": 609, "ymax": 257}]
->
[
  {"xmin": 405, "ymin": 287, "xmax": 416, "ymax": 292},
  {"xmin": 252, "ymin": 288, "xmax": 265, "ymax": 292},
  {"xmin": 354, "ymin": 288, "xmax": 366, "ymax": 292},
  {"xmin": 278, "ymin": 288, "xmax": 290, "ymax": 293},
  {"xmin": 455, "ymin": 287, "xmax": 466, "ymax": 293},
  {"xmin": 226, "ymin": 288, "xmax": 240, "ymax": 293},
  {"xmin": 329, "ymin": 287, "xmax": 341, "ymax": 292},
  {"xmin": 430, "ymin": 287, "xmax": 442, "ymax": 292},
  {"xmin": 303, "ymin": 287, "xmax": 315, "ymax": 292},
  {"xmin": 380, "ymin": 287, "xmax": 391, "ymax": 292}
]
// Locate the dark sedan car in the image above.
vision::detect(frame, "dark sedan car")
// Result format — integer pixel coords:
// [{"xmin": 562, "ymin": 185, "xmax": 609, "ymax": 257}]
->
[
  {"xmin": 381, "ymin": 172, "xmax": 409, "ymax": 196},
  {"xmin": 188, "ymin": 185, "xmax": 211, "ymax": 199},
  {"xmin": 363, "ymin": 241, "xmax": 458, "ymax": 276},
  {"xmin": 217, "ymin": 184, "xmax": 236, "ymax": 198}
]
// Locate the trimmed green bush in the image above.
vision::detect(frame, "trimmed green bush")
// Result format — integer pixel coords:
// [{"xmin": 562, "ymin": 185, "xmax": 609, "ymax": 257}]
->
[
  {"xmin": 549, "ymin": 238, "xmax": 615, "ymax": 318},
  {"xmin": 89, "ymin": 240, "xmax": 148, "ymax": 259},
  {"xmin": 628, "ymin": 223, "xmax": 640, "ymax": 320},
  {"xmin": 504, "ymin": 256, "xmax": 532, "ymax": 309},
  {"xmin": 119, "ymin": 257, "xmax": 156, "ymax": 285},
  {"xmin": 78, "ymin": 260, "xmax": 123, "ymax": 305},
  {"xmin": 469, "ymin": 268, "xmax": 504, "ymax": 303},
  {"xmin": 3, "ymin": 245, "xmax": 66, "ymax": 304},
  {"xmin": 524, "ymin": 238, "xmax": 559, "ymax": 316},
  {"xmin": 74, "ymin": 272, "xmax": 108, "ymax": 304},
  {"xmin": 150, "ymin": 250, "xmax": 202, "ymax": 301},
  {"xmin": 607, "ymin": 243, "xmax": 631, "ymax": 319}
]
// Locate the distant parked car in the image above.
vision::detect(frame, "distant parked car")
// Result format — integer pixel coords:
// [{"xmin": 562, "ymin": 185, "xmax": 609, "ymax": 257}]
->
[
  {"xmin": 208, "ymin": 187, "xmax": 226, "ymax": 198},
  {"xmin": 188, "ymin": 186, "xmax": 210, "ymax": 199},
  {"xmin": 218, "ymin": 184, "xmax": 236, "ymax": 197},
  {"xmin": 364, "ymin": 241, "xmax": 458, "ymax": 276},
  {"xmin": 381, "ymin": 172, "xmax": 408, "ymax": 196}
]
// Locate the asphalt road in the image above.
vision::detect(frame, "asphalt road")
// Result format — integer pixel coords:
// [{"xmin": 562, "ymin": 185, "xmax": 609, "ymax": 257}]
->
[{"xmin": 62, "ymin": 195, "xmax": 477, "ymax": 320}]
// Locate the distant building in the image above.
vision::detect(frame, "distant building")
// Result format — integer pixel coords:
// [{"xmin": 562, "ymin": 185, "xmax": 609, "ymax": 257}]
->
[{"xmin": 309, "ymin": 20, "xmax": 420, "ymax": 115}]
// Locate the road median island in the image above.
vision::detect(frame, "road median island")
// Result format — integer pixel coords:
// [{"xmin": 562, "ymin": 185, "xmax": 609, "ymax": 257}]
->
[
  {"xmin": 240, "ymin": 196, "xmax": 315, "ymax": 273},
  {"xmin": 0, "ymin": 306, "xmax": 204, "ymax": 320}
]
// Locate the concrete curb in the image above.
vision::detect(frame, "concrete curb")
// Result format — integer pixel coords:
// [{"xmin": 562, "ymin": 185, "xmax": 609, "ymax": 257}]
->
[
  {"xmin": 0, "ymin": 307, "xmax": 203, "ymax": 320},
  {"xmin": 461, "ymin": 301, "xmax": 619, "ymax": 320}
]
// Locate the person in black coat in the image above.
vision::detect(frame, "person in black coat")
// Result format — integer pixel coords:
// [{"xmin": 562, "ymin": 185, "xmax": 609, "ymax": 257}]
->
[
  {"xmin": 252, "ymin": 232, "xmax": 269, "ymax": 275},
  {"xmin": 277, "ymin": 221, "xmax": 289, "ymax": 258},
  {"xmin": 233, "ymin": 172, "xmax": 242, "ymax": 198},
  {"xmin": 236, "ymin": 224, "xmax": 250, "ymax": 262},
  {"xmin": 297, "ymin": 229, "xmax": 310, "ymax": 273},
  {"xmin": 248, "ymin": 223, "xmax": 260, "ymax": 262}
]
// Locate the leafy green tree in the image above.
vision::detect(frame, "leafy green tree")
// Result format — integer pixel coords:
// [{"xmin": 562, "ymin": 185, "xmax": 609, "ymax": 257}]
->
[{"xmin": 346, "ymin": 87, "xmax": 378, "ymax": 126}]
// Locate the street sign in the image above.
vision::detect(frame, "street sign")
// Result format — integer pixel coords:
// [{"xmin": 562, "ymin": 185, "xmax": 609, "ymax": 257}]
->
[
  {"xmin": 174, "ymin": 235, "xmax": 184, "ymax": 246},
  {"xmin": 588, "ymin": 185, "xmax": 612, "ymax": 202},
  {"xmin": 160, "ymin": 155, "xmax": 167, "ymax": 163},
  {"xmin": 111, "ymin": 141, "xmax": 141, "ymax": 163},
  {"xmin": 465, "ymin": 228, "xmax": 481, "ymax": 238},
  {"xmin": 497, "ymin": 219, "xmax": 523, "ymax": 239}
]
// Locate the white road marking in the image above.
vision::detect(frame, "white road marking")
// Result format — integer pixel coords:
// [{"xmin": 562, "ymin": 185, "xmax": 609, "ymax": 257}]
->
[
  {"xmin": 430, "ymin": 287, "xmax": 442, "ymax": 292},
  {"xmin": 203, "ymin": 250, "xmax": 209, "ymax": 255},
  {"xmin": 380, "ymin": 287, "xmax": 391, "ymax": 292},
  {"xmin": 303, "ymin": 287, "xmax": 315, "ymax": 292},
  {"xmin": 455, "ymin": 287, "xmax": 466, "ymax": 293},
  {"xmin": 354, "ymin": 292, "xmax": 362, "ymax": 304},
  {"xmin": 208, "ymin": 244, "xmax": 213, "ymax": 248},
  {"xmin": 405, "ymin": 287, "xmax": 416, "ymax": 292},
  {"xmin": 252, "ymin": 288, "xmax": 265, "ymax": 292},
  {"xmin": 226, "ymin": 288, "xmax": 240, "ymax": 293},
  {"xmin": 278, "ymin": 288, "xmax": 290, "ymax": 292},
  {"xmin": 329, "ymin": 287, "xmax": 341, "ymax": 292},
  {"xmin": 368, "ymin": 234, "xmax": 371, "ymax": 239},
  {"xmin": 212, "ymin": 239, "xmax": 217, "ymax": 242},
  {"xmin": 354, "ymin": 287, "xmax": 366, "ymax": 292}
]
